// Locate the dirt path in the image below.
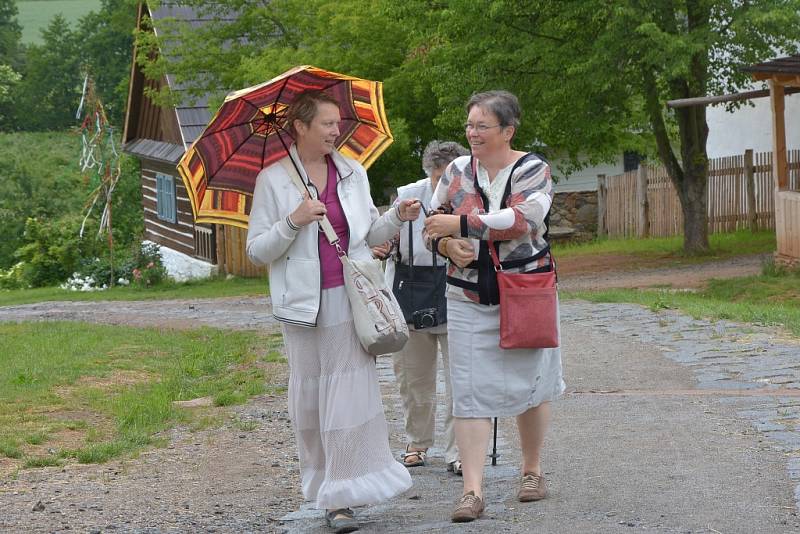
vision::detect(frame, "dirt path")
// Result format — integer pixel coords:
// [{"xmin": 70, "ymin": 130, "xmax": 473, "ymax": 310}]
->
[{"xmin": 558, "ymin": 252, "xmax": 769, "ymax": 291}]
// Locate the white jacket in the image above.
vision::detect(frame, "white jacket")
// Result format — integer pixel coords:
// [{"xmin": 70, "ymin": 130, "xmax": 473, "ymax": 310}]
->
[{"xmin": 246, "ymin": 145, "xmax": 404, "ymax": 327}]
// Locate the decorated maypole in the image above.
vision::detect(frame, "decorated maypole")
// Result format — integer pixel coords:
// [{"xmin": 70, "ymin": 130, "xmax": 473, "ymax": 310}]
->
[{"xmin": 76, "ymin": 73, "xmax": 123, "ymax": 287}]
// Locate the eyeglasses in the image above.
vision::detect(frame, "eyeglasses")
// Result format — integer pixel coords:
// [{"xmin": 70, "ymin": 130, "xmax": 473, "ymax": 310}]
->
[{"xmin": 464, "ymin": 123, "xmax": 502, "ymax": 133}]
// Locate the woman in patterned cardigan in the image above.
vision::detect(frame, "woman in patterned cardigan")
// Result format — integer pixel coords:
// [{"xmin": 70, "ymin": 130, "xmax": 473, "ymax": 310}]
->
[{"xmin": 424, "ymin": 90, "xmax": 565, "ymax": 523}]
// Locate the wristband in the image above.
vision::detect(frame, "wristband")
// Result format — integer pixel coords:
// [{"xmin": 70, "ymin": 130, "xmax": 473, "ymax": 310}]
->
[
  {"xmin": 460, "ymin": 215, "xmax": 468, "ymax": 237},
  {"xmin": 286, "ymin": 214, "xmax": 300, "ymax": 231}
]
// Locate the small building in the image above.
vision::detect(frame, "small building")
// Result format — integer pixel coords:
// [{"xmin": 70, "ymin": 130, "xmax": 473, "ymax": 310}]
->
[
  {"xmin": 743, "ymin": 55, "xmax": 800, "ymax": 268},
  {"xmin": 121, "ymin": 2, "xmax": 265, "ymax": 279}
]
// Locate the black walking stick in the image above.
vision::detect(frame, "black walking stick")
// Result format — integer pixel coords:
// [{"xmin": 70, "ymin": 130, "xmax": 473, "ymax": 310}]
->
[{"xmin": 490, "ymin": 417, "xmax": 499, "ymax": 466}]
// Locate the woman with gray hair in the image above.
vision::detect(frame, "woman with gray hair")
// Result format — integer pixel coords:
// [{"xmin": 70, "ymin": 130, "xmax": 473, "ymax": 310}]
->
[
  {"xmin": 424, "ymin": 90, "xmax": 564, "ymax": 522},
  {"xmin": 373, "ymin": 140, "xmax": 469, "ymax": 475}
]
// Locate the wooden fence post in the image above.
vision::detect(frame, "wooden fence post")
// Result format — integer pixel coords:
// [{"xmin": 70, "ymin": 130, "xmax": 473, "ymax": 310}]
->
[
  {"xmin": 597, "ymin": 174, "xmax": 607, "ymax": 236},
  {"xmin": 215, "ymin": 224, "xmax": 227, "ymax": 275},
  {"xmin": 744, "ymin": 149, "xmax": 757, "ymax": 232},
  {"xmin": 636, "ymin": 165, "xmax": 650, "ymax": 238}
]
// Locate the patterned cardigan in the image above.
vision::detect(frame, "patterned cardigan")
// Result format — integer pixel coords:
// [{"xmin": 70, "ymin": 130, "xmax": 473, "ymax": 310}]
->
[{"xmin": 426, "ymin": 153, "xmax": 553, "ymax": 304}]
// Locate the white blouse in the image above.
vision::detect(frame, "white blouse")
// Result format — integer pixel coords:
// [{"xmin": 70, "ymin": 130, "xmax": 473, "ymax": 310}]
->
[{"xmin": 476, "ymin": 160, "xmax": 515, "ymax": 212}]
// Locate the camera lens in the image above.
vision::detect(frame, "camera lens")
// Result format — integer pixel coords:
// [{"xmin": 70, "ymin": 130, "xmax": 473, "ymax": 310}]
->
[{"xmin": 421, "ymin": 313, "xmax": 435, "ymax": 327}]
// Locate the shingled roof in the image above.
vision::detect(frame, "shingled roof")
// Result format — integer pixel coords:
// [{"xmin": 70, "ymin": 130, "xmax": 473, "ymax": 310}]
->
[
  {"xmin": 154, "ymin": 3, "xmax": 224, "ymax": 146},
  {"xmin": 741, "ymin": 54, "xmax": 800, "ymax": 79},
  {"xmin": 123, "ymin": 2, "xmax": 235, "ymax": 162}
]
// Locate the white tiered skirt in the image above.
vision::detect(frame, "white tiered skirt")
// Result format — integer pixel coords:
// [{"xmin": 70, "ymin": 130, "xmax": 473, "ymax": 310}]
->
[{"xmin": 281, "ymin": 285, "xmax": 412, "ymax": 509}]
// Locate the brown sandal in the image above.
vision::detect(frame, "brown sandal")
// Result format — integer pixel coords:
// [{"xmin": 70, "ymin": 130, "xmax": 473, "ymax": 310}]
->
[{"xmin": 400, "ymin": 446, "xmax": 427, "ymax": 467}]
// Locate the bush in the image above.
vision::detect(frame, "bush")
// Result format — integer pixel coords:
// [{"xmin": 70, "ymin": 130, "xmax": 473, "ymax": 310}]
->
[
  {"xmin": 127, "ymin": 242, "xmax": 168, "ymax": 288},
  {"xmin": 0, "ymin": 262, "xmax": 26, "ymax": 290},
  {"xmin": 62, "ymin": 241, "xmax": 169, "ymax": 291},
  {"xmin": 0, "ymin": 132, "xmax": 144, "ymax": 272},
  {"xmin": 14, "ymin": 215, "xmax": 104, "ymax": 288}
]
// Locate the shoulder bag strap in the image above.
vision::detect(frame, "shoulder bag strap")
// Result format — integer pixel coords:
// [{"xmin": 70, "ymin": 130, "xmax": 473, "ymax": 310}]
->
[
  {"xmin": 489, "ymin": 239, "xmax": 558, "ymax": 282},
  {"xmin": 280, "ymin": 157, "xmax": 341, "ymax": 250},
  {"xmin": 407, "ymin": 220, "xmax": 414, "ymax": 278}
]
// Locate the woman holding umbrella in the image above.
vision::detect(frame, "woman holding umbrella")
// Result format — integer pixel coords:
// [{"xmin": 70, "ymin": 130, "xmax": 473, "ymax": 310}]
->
[
  {"xmin": 424, "ymin": 90, "xmax": 565, "ymax": 523},
  {"xmin": 246, "ymin": 90, "xmax": 417, "ymax": 533}
]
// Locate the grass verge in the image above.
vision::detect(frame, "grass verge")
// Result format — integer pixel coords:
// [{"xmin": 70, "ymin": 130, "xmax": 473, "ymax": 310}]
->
[
  {"xmin": 0, "ymin": 275, "xmax": 268, "ymax": 307},
  {"xmin": 553, "ymin": 229, "xmax": 776, "ymax": 262},
  {"xmin": 564, "ymin": 263, "xmax": 800, "ymax": 337},
  {"xmin": 0, "ymin": 321, "xmax": 285, "ymax": 471}
]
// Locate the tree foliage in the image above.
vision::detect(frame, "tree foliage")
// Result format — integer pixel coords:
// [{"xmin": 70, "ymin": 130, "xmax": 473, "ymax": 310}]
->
[
  {"xmin": 11, "ymin": 15, "xmax": 83, "ymax": 131},
  {"xmin": 1, "ymin": 0, "xmax": 135, "ymax": 131},
  {"xmin": 76, "ymin": 0, "xmax": 138, "ymax": 125},
  {"xmin": 134, "ymin": 0, "xmax": 799, "ymax": 248},
  {"xmin": 0, "ymin": 0, "xmax": 22, "ymax": 67},
  {"xmin": 396, "ymin": 0, "xmax": 800, "ymax": 253}
]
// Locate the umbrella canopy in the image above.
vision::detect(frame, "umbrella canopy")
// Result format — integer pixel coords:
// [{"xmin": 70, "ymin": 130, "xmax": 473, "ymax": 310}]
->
[{"xmin": 177, "ymin": 65, "xmax": 393, "ymax": 228}]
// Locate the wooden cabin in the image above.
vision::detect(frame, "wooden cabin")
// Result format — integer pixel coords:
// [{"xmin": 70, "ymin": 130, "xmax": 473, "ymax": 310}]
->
[
  {"xmin": 121, "ymin": 2, "xmax": 265, "ymax": 278},
  {"xmin": 743, "ymin": 56, "xmax": 800, "ymax": 268}
]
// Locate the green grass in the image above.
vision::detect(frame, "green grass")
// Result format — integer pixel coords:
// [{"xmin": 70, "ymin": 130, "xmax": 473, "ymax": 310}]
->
[
  {"xmin": 0, "ymin": 275, "xmax": 268, "ymax": 307},
  {"xmin": 553, "ymin": 229, "xmax": 776, "ymax": 262},
  {"xmin": 0, "ymin": 321, "xmax": 283, "ymax": 469},
  {"xmin": 17, "ymin": 0, "xmax": 101, "ymax": 44},
  {"xmin": 565, "ymin": 264, "xmax": 800, "ymax": 337}
]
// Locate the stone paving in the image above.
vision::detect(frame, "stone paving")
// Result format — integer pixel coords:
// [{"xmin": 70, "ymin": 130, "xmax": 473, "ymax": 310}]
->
[
  {"xmin": 277, "ymin": 300, "xmax": 800, "ymax": 533},
  {"xmin": 569, "ymin": 302, "xmax": 800, "ymax": 504}
]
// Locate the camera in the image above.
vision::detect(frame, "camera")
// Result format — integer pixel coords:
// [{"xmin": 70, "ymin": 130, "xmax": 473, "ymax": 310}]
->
[{"xmin": 412, "ymin": 307, "xmax": 441, "ymax": 329}]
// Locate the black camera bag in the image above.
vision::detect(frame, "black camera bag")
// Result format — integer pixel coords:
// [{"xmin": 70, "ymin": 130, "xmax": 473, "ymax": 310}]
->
[{"xmin": 392, "ymin": 220, "xmax": 447, "ymax": 325}]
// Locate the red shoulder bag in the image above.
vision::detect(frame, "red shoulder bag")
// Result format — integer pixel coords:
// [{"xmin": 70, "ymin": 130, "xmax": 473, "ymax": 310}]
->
[{"xmin": 488, "ymin": 244, "xmax": 559, "ymax": 349}]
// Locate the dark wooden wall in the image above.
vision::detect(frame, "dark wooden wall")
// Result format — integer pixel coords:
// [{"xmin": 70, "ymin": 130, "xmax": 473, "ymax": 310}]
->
[{"xmin": 140, "ymin": 159, "xmax": 196, "ymax": 256}]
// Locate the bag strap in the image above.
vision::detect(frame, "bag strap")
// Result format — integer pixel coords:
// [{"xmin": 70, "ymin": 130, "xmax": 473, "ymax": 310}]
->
[
  {"xmin": 404, "ymin": 212, "xmax": 438, "ymax": 274},
  {"xmin": 488, "ymin": 242, "xmax": 502, "ymax": 271},
  {"xmin": 488, "ymin": 240, "xmax": 557, "ymax": 281},
  {"xmin": 280, "ymin": 157, "xmax": 343, "ymax": 254},
  {"xmin": 407, "ymin": 221, "xmax": 414, "ymax": 278}
]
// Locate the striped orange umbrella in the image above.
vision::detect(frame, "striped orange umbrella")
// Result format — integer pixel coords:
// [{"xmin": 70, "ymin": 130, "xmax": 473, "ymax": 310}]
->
[{"xmin": 177, "ymin": 65, "xmax": 393, "ymax": 228}]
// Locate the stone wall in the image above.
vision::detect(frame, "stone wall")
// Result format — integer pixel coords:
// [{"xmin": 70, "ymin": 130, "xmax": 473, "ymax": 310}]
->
[
  {"xmin": 549, "ymin": 191, "xmax": 598, "ymax": 242},
  {"xmin": 144, "ymin": 240, "xmax": 218, "ymax": 282}
]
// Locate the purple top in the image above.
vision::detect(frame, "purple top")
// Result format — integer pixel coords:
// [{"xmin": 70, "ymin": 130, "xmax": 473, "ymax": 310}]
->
[{"xmin": 319, "ymin": 155, "xmax": 349, "ymax": 289}]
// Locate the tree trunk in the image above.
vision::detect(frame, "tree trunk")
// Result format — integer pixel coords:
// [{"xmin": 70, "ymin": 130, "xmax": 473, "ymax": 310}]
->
[
  {"xmin": 676, "ymin": 164, "xmax": 709, "ymax": 255},
  {"xmin": 643, "ymin": 69, "xmax": 710, "ymax": 254},
  {"xmin": 675, "ymin": 86, "xmax": 711, "ymax": 255},
  {"xmin": 640, "ymin": 0, "xmax": 711, "ymax": 255}
]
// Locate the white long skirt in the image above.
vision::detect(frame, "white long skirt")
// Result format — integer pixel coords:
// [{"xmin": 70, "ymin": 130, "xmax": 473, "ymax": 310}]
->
[{"xmin": 281, "ymin": 285, "xmax": 412, "ymax": 509}]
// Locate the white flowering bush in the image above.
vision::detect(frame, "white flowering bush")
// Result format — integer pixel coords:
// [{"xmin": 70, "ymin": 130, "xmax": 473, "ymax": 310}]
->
[{"xmin": 60, "ymin": 273, "xmax": 108, "ymax": 292}]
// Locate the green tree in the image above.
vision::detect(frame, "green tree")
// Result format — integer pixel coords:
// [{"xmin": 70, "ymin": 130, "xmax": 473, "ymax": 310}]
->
[
  {"xmin": 0, "ymin": 0, "xmax": 22, "ymax": 130},
  {"xmin": 409, "ymin": 0, "xmax": 800, "ymax": 254},
  {"xmin": 134, "ymin": 0, "xmax": 800, "ymax": 244},
  {"xmin": 0, "ymin": 0, "xmax": 22, "ymax": 67},
  {"xmin": 12, "ymin": 15, "xmax": 82, "ymax": 131},
  {"xmin": 0, "ymin": 63, "xmax": 20, "ymax": 125},
  {"xmin": 76, "ymin": 0, "xmax": 138, "ymax": 126}
]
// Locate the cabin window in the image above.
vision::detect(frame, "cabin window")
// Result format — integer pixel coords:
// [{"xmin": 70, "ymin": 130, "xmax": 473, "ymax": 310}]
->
[{"xmin": 156, "ymin": 173, "xmax": 177, "ymax": 223}]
